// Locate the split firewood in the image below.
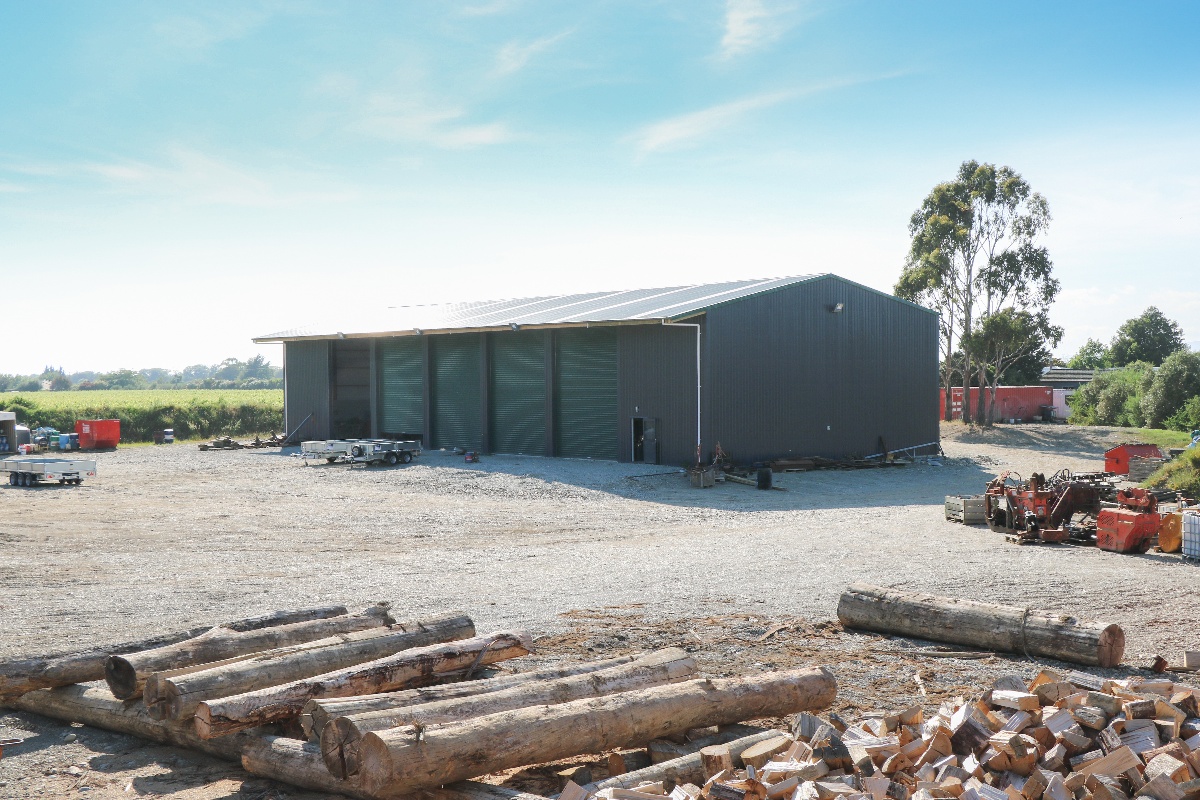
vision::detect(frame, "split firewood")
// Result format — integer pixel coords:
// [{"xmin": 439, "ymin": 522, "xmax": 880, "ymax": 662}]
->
[
  {"xmin": 321, "ymin": 648, "xmax": 697, "ymax": 779},
  {"xmin": 105, "ymin": 604, "xmax": 395, "ymax": 699},
  {"xmin": 144, "ymin": 614, "xmax": 475, "ymax": 721},
  {"xmin": 0, "ymin": 604, "xmax": 349, "ymax": 700},
  {"xmin": 195, "ymin": 630, "xmax": 534, "ymax": 738},
  {"xmin": 300, "ymin": 654, "xmax": 638, "ymax": 740},
  {"xmin": 837, "ymin": 584, "xmax": 1125, "ymax": 667},
  {"xmin": 357, "ymin": 668, "xmax": 837, "ymax": 796}
]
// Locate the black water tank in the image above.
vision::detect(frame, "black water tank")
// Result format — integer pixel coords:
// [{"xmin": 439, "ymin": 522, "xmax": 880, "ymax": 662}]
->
[{"xmin": 756, "ymin": 467, "xmax": 773, "ymax": 490}]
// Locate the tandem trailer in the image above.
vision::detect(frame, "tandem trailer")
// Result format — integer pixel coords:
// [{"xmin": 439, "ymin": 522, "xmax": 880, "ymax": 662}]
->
[
  {"xmin": 2, "ymin": 457, "xmax": 97, "ymax": 487},
  {"xmin": 299, "ymin": 439, "xmax": 421, "ymax": 466}
]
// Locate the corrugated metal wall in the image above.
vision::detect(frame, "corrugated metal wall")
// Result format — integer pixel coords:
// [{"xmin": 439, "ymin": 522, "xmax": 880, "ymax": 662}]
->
[
  {"xmin": 703, "ymin": 276, "xmax": 939, "ymax": 462},
  {"xmin": 555, "ymin": 328, "xmax": 618, "ymax": 459},
  {"xmin": 378, "ymin": 337, "xmax": 425, "ymax": 438},
  {"xmin": 431, "ymin": 333, "xmax": 483, "ymax": 450},
  {"xmin": 490, "ymin": 331, "xmax": 547, "ymax": 455},
  {"xmin": 617, "ymin": 325, "xmax": 697, "ymax": 465},
  {"xmin": 282, "ymin": 340, "xmax": 331, "ymax": 440}
]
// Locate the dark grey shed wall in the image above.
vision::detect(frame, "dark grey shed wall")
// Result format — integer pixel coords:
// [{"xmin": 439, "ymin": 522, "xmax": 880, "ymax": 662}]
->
[
  {"xmin": 703, "ymin": 276, "xmax": 938, "ymax": 462},
  {"xmin": 617, "ymin": 325, "xmax": 697, "ymax": 465},
  {"xmin": 283, "ymin": 340, "xmax": 331, "ymax": 440}
]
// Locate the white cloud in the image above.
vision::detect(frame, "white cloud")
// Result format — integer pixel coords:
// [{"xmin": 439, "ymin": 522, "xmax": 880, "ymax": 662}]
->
[
  {"xmin": 626, "ymin": 91, "xmax": 794, "ymax": 156},
  {"xmin": 718, "ymin": 0, "xmax": 791, "ymax": 61},
  {"xmin": 357, "ymin": 95, "xmax": 514, "ymax": 149},
  {"xmin": 152, "ymin": 8, "xmax": 272, "ymax": 52},
  {"xmin": 494, "ymin": 29, "xmax": 573, "ymax": 77}
]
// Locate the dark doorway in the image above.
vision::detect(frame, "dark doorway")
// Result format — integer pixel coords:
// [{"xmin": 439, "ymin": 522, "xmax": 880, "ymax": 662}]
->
[{"xmin": 631, "ymin": 417, "xmax": 658, "ymax": 464}]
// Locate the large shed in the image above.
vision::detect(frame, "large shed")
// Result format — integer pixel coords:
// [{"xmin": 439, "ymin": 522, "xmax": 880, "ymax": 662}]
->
[{"xmin": 254, "ymin": 274, "xmax": 939, "ymax": 465}]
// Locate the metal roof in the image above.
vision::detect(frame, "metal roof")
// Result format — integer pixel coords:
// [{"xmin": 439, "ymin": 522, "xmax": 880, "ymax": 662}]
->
[
  {"xmin": 254, "ymin": 275, "xmax": 825, "ymax": 342},
  {"xmin": 1039, "ymin": 367, "xmax": 1100, "ymax": 384}
]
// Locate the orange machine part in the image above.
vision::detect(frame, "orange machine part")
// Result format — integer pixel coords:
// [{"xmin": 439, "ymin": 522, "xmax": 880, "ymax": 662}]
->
[{"xmin": 1096, "ymin": 508, "xmax": 1160, "ymax": 553}]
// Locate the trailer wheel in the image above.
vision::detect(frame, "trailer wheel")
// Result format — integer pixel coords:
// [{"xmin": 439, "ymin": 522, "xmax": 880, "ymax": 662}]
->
[
  {"xmin": 351, "ymin": 445, "xmax": 365, "ymax": 458},
  {"xmin": 399, "ymin": 451, "xmax": 413, "ymax": 464},
  {"xmin": 385, "ymin": 452, "xmax": 399, "ymax": 466},
  {"xmin": 7, "ymin": 472, "xmax": 16, "ymax": 486},
  {"xmin": 326, "ymin": 457, "xmax": 337, "ymax": 463}
]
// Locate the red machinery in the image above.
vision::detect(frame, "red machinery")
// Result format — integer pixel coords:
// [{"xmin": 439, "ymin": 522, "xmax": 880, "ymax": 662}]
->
[
  {"xmin": 1096, "ymin": 488, "xmax": 1161, "ymax": 553},
  {"xmin": 984, "ymin": 470, "xmax": 1107, "ymax": 544}
]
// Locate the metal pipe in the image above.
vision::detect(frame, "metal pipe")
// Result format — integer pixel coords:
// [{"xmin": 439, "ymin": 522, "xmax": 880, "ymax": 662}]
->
[{"xmin": 662, "ymin": 321, "xmax": 701, "ymax": 460}]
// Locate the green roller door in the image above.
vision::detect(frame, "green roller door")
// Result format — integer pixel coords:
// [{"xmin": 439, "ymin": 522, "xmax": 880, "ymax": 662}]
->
[
  {"xmin": 490, "ymin": 332, "xmax": 546, "ymax": 454},
  {"xmin": 555, "ymin": 329, "xmax": 618, "ymax": 459},
  {"xmin": 378, "ymin": 337, "xmax": 424, "ymax": 438},
  {"xmin": 431, "ymin": 334, "xmax": 482, "ymax": 450}
]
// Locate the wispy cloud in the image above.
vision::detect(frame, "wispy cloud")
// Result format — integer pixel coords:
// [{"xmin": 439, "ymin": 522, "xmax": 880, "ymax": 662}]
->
[
  {"xmin": 152, "ymin": 8, "xmax": 273, "ymax": 52},
  {"xmin": 717, "ymin": 0, "xmax": 795, "ymax": 61},
  {"xmin": 357, "ymin": 95, "xmax": 514, "ymax": 148},
  {"xmin": 494, "ymin": 29, "xmax": 573, "ymax": 77},
  {"xmin": 627, "ymin": 91, "xmax": 793, "ymax": 156}
]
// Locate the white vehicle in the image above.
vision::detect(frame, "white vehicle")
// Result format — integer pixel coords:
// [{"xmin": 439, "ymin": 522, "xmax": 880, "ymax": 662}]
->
[{"xmin": 2, "ymin": 457, "xmax": 97, "ymax": 487}]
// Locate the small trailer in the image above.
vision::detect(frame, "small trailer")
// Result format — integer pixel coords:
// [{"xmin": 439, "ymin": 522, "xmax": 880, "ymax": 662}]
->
[
  {"xmin": 300, "ymin": 439, "xmax": 421, "ymax": 466},
  {"xmin": 2, "ymin": 457, "xmax": 97, "ymax": 487}
]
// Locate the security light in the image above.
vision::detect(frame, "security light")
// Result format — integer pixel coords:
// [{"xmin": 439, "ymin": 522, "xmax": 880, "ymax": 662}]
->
[{"xmin": 830, "ymin": 303, "xmax": 844, "ymax": 313}]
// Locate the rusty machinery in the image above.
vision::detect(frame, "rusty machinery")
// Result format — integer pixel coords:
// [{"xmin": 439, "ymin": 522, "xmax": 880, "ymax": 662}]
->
[
  {"xmin": 1096, "ymin": 487, "xmax": 1161, "ymax": 553},
  {"xmin": 984, "ymin": 469, "xmax": 1112, "ymax": 544}
]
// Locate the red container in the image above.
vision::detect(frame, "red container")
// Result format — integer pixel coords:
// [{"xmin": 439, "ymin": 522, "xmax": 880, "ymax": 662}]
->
[
  {"xmin": 76, "ymin": 419, "xmax": 120, "ymax": 449},
  {"xmin": 939, "ymin": 386, "xmax": 1054, "ymax": 422},
  {"xmin": 1104, "ymin": 443, "xmax": 1162, "ymax": 475}
]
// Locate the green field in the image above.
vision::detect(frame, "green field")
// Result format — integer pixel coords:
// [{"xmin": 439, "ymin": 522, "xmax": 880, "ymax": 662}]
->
[{"xmin": 2, "ymin": 389, "xmax": 284, "ymax": 443}]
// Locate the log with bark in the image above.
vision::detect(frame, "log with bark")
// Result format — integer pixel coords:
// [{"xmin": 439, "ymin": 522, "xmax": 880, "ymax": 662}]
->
[
  {"xmin": 195, "ymin": 630, "xmax": 534, "ymax": 739},
  {"xmin": 106, "ymin": 603, "xmax": 395, "ymax": 699},
  {"xmin": 0, "ymin": 604, "xmax": 349, "ymax": 700},
  {"xmin": 588, "ymin": 729, "xmax": 781, "ymax": 792},
  {"xmin": 356, "ymin": 666, "xmax": 837, "ymax": 796},
  {"xmin": 837, "ymin": 583, "xmax": 1125, "ymax": 667},
  {"xmin": 300, "ymin": 654, "xmax": 638, "ymax": 740},
  {"xmin": 144, "ymin": 614, "xmax": 475, "ymax": 721},
  {"xmin": 321, "ymin": 647, "xmax": 698, "ymax": 779}
]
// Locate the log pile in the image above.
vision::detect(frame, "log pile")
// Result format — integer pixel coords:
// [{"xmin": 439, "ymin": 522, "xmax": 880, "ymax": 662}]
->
[{"xmin": 608, "ymin": 669, "xmax": 1200, "ymax": 800}]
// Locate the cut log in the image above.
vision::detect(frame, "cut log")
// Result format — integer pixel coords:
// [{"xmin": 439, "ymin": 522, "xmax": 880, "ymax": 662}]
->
[
  {"xmin": 300, "ymin": 654, "xmax": 637, "ymax": 739},
  {"xmin": 0, "ymin": 604, "xmax": 348, "ymax": 700},
  {"xmin": 240, "ymin": 734, "xmax": 373, "ymax": 799},
  {"xmin": 589, "ymin": 730, "xmax": 783, "ymax": 792},
  {"xmin": 106, "ymin": 603, "xmax": 395, "ymax": 699},
  {"xmin": 196, "ymin": 630, "xmax": 534, "ymax": 739},
  {"xmin": 837, "ymin": 584, "xmax": 1125, "ymax": 667},
  {"xmin": 321, "ymin": 647, "xmax": 698, "ymax": 779},
  {"xmin": 610, "ymin": 749, "xmax": 654, "ymax": 775},
  {"xmin": 357, "ymin": 667, "xmax": 836, "ymax": 796},
  {"xmin": 701, "ymin": 745, "xmax": 735, "ymax": 779},
  {"xmin": 145, "ymin": 614, "xmax": 475, "ymax": 721}
]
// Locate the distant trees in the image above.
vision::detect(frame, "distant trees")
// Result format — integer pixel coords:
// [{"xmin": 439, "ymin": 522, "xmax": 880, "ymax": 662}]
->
[
  {"xmin": 2, "ymin": 357, "xmax": 283, "ymax": 392},
  {"xmin": 1109, "ymin": 307, "xmax": 1186, "ymax": 367},
  {"xmin": 896, "ymin": 159, "xmax": 1058, "ymax": 425},
  {"xmin": 1067, "ymin": 338, "xmax": 1109, "ymax": 369}
]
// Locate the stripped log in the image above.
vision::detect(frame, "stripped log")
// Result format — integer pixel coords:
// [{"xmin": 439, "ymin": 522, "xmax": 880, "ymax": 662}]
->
[
  {"xmin": 0, "ymin": 604, "xmax": 348, "ymax": 700},
  {"xmin": 106, "ymin": 603, "xmax": 394, "ymax": 699},
  {"xmin": 358, "ymin": 667, "xmax": 836, "ymax": 796},
  {"xmin": 145, "ymin": 614, "xmax": 474, "ymax": 721},
  {"xmin": 322, "ymin": 647, "xmax": 697, "ymax": 779},
  {"xmin": 837, "ymin": 583, "xmax": 1125, "ymax": 667},
  {"xmin": 196, "ymin": 630, "xmax": 534, "ymax": 739},
  {"xmin": 589, "ymin": 729, "xmax": 781, "ymax": 791},
  {"xmin": 241, "ymin": 736, "xmax": 554, "ymax": 800},
  {"xmin": 301, "ymin": 654, "xmax": 638, "ymax": 740}
]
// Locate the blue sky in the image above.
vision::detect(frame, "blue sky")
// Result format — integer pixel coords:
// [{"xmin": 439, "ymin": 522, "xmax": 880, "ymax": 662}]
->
[{"xmin": 2, "ymin": 1, "xmax": 1197, "ymax": 373}]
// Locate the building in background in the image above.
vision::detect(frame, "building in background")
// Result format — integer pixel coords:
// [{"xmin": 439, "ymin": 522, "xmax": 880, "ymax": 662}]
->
[{"xmin": 255, "ymin": 275, "xmax": 939, "ymax": 465}]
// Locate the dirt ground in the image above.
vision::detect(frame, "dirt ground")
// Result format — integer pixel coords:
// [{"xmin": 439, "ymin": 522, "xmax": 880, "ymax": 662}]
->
[{"xmin": 0, "ymin": 422, "xmax": 1196, "ymax": 798}]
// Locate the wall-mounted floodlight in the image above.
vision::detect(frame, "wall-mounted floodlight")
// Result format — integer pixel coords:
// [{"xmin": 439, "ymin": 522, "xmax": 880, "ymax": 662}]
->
[
  {"xmin": 829, "ymin": 303, "xmax": 845, "ymax": 313},
  {"xmin": 413, "ymin": 328, "xmax": 422, "ymax": 335},
  {"xmin": 337, "ymin": 331, "xmax": 346, "ymax": 339},
  {"xmin": 510, "ymin": 322, "xmax": 520, "ymax": 331}
]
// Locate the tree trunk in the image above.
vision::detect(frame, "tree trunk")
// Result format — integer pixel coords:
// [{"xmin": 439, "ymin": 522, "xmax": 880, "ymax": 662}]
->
[
  {"xmin": 976, "ymin": 365, "xmax": 990, "ymax": 426},
  {"xmin": 145, "ymin": 614, "xmax": 475, "ymax": 721},
  {"xmin": 301, "ymin": 654, "xmax": 638, "ymax": 740},
  {"xmin": 106, "ymin": 604, "xmax": 394, "ymax": 699},
  {"xmin": 0, "ymin": 605, "xmax": 348, "ymax": 700},
  {"xmin": 836, "ymin": 583, "xmax": 1124, "ymax": 667},
  {"xmin": 357, "ymin": 667, "xmax": 836, "ymax": 796},
  {"xmin": 591, "ymin": 729, "xmax": 780, "ymax": 791},
  {"xmin": 195, "ymin": 631, "xmax": 534, "ymax": 739},
  {"xmin": 322, "ymin": 647, "xmax": 697, "ymax": 779}
]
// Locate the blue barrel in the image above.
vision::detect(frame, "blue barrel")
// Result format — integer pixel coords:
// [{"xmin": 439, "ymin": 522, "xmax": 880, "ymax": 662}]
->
[{"xmin": 60, "ymin": 434, "xmax": 73, "ymax": 450}]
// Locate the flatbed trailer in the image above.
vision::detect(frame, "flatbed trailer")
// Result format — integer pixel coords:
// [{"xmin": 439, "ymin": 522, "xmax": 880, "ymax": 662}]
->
[
  {"xmin": 2, "ymin": 457, "xmax": 97, "ymax": 487},
  {"xmin": 299, "ymin": 439, "xmax": 421, "ymax": 466}
]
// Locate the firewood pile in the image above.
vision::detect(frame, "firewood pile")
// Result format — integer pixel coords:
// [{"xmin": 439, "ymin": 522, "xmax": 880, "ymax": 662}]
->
[
  {"xmin": 0, "ymin": 603, "xmax": 837, "ymax": 800},
  {"xmin": 606, "ymin": 668, "xmax": 1200, "ymax": 800}
]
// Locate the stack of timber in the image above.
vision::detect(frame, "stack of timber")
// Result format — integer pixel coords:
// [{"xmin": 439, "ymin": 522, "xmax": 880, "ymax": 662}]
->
[{"xmin": 607, "ymin": 669, "xmax": 1200, "ymax": 800}]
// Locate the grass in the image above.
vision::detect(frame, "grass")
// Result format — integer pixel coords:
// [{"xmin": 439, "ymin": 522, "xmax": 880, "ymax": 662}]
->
[
  {"xmin": 1115, "ymin": 428, "xmax": 1195, "ymax": 448},
  {"xmin": 1, "ymin": 389, "xmax": 284, "ymax": 443},
  {"xmin": 1147, "ymin": 447, "xmax": 1200, "ymax": 496}
]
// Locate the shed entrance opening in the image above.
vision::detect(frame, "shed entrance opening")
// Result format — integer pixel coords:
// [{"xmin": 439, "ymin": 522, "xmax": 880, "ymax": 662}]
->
[{"xmin": 631, "ymin": 417, "xmax": 658, "ymax": 464}]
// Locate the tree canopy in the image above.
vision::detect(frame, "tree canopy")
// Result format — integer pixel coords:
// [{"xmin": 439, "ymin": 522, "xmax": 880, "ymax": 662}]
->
[{"xmin": 1108, "ymin": 306, "xmax": 1186, "ymax": 366}]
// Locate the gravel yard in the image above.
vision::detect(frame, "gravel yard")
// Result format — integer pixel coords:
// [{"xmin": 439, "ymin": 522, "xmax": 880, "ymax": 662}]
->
[{"xmin": 0, "ymin": 421, "xmax": 1196, "ymax": 798}]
